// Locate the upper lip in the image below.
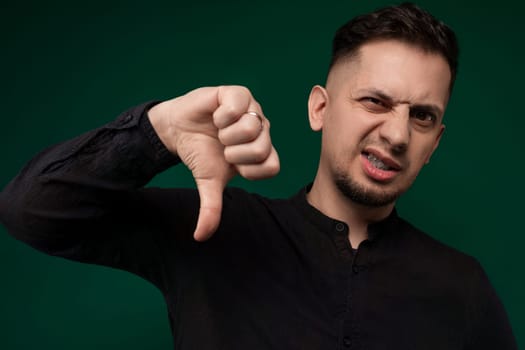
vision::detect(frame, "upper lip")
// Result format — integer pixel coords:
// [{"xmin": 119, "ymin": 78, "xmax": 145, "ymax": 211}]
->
[{"xmin": 363, "ymin": 148, "xmax": 402, "ymax": 170}]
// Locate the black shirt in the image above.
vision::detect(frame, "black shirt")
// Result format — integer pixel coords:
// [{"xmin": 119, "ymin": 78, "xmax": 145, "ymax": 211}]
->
[{"xmin": 0, "ymin": 102, "xmax": 517, "ymax": 350}]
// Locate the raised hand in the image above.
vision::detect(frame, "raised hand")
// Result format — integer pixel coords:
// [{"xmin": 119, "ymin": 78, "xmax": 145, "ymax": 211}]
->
[{"xmin": 148, "ymin": 86, "xmax": 280, "ymax": 241}]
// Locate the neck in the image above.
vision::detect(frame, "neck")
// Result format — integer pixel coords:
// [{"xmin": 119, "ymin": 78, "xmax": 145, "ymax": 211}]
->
[{"xmin": 306, "ymin": 175, "xmax": 394, "ymax": 248}]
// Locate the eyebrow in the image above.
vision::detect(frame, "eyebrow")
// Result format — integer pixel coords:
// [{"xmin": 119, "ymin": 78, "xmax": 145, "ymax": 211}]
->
[{"xmin": 356, "ymin": 88, "xmax": 444, "ymax": 117}]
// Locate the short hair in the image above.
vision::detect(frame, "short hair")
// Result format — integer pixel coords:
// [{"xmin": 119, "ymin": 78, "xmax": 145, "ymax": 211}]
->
[{"xmin": 330, "ymin": 2, "xmax": 459, "ymax": 91}]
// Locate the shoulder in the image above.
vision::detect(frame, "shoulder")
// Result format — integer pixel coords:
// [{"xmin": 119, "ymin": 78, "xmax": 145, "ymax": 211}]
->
[
  {"xmin": 377, "ymin": 215, "xmax": 500, "ymax": 314},
  {"xmin": 398, "ymin": 216, "xmax": 476, "ymax": 259},
  {"xmin": 392, "ymin": 215, "xmax": 484, "ymax": 279},
  {"xmin": 221, "ymin": 187, "xmax": 301, "ymax": 224}
]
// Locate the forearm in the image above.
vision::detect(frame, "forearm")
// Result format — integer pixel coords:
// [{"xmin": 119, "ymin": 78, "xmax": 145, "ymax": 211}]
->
[{"xmin": 0, "ymin": 101, "xmax": 179, "ymax": 249}]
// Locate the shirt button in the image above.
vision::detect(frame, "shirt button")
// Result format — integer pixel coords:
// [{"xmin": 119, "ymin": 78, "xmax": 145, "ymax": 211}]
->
[
  {"xmin": 335, "ymin": 222, "xmax": 345, "ymax": 232},
  {"xmin": 343, "ymin": 336, "xmax": 352, "ymax": 347}
]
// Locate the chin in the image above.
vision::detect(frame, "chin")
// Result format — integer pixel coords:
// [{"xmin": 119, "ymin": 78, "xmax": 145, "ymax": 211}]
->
[{"xmin": 334, "ymin": 173, "xmax": 405, "ymax": 207}]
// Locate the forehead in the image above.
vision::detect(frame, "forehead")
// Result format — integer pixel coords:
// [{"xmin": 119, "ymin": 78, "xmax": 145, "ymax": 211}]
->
[{"xmin": 327, "ymin": 40, "xmax": 452, "ymax": 107}]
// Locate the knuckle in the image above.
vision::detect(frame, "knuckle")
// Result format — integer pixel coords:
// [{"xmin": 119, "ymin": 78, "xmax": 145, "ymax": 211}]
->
[
  {"xmin": 251, "ymin": 145, "xmax": 271, "ymax": 163},
  {"xmin": 222, "ymin": 103, "xmax": 240, "ymax": 118},
  {"xmin": 252, "ymin": 101, "xmax": 262, "ymax": 111},
  {"xmin": 223, "ymin": 148, "xmax": 236, "ymax": 164},
  {"xmin": 267, "ymin": 159, "xmax": 280, "ymax": 175},
  {"xmin": 241, "ymin": 170, "xmax": 258, "ymax": 180},
  {"xmin": 245, "ymin": 124, "xmax": 261, "ymax": 141},
  {"xmin": 217, "ymin": 129, "xmax": 229, "ymax": 145},
  {"xmin": 235, "ymin": 85, "xmax": 252, "ymax": 97},
  {"xmin": 225, "ymin": 85, "xmax": 252, "ymax": 103},
  {"xmin": 240, "ymin": 122, "xmax": 260, "ymax": 140}
]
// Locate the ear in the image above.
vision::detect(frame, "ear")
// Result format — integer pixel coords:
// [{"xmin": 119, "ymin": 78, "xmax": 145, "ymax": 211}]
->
[
  {"xmin": 308, "ymin": 85, "xmax": 328, "ymax": 131},
  {"xmin": 425, "ymin": 124, "xmax": 445, "ymax": 164}
]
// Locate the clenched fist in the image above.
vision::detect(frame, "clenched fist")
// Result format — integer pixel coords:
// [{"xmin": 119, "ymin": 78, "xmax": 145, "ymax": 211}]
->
[{"xmin": 148, "ymin": 86, "xmax": 280, "ymax": 241}]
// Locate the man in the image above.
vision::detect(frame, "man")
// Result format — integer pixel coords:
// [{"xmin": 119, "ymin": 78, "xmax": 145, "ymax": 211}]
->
[{"xmin": 0, "ymin": 2, "xmax": 517, "ymax": 349}]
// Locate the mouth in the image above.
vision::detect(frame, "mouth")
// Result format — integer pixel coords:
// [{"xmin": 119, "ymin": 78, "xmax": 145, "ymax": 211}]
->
[
  {"xmin": 362, "ymin": 150, "xmax": 401, "ymax": 171},
  {"xmin": 360, "ymin": 149, "xmax": 402, "ymax": 183}
]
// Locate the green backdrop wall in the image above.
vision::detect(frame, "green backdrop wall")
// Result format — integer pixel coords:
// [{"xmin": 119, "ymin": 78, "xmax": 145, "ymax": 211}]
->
[{"xmin": 1, "ymin": 0, "xmax": 523, "ymax": 348}]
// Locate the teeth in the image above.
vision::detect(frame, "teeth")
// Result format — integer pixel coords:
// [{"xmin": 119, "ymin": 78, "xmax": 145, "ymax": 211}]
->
[{"xmin": 367, "ymin": 153, "xmax": 391, "ymax": 170}]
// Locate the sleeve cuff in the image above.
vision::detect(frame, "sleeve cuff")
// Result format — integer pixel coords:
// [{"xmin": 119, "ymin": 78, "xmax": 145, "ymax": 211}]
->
[{"xmin": 138, "ymin": 101, "xmax": 181, "ymax": 170}]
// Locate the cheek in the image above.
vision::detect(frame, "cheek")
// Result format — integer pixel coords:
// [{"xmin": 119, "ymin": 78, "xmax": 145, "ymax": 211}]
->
[
  {"xmin": 330, "ymin": 116, "xmax": 376, "ymax": 146},
  {"xmin": 410, "ymin": 140, "xmax": 438, "ymax": 167},
  {"xmin": 322, "ymin": 107, "xmax": 382, "ymax": 157}
]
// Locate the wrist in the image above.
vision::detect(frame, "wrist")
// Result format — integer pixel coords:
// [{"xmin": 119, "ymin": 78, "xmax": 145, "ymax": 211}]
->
[{"xmin": 148, "ymin": 100, "xmax": 179, "ymax": 155}]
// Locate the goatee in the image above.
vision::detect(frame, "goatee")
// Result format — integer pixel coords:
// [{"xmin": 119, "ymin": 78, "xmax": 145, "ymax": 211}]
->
[{"xmin": 334, "ymin": 173, "xmax": 401, "ymax": 207}]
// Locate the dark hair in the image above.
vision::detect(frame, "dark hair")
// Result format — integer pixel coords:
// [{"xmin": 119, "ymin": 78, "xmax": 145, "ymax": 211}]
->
[{"xmin": 330, "ymin": 2, "xmax": 459, "ymax": 91}]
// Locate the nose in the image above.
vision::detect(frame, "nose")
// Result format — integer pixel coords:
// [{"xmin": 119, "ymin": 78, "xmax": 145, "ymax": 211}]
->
[{"xmin": 379, "ymin": 107, "xmax": 410, "ymax": 154}]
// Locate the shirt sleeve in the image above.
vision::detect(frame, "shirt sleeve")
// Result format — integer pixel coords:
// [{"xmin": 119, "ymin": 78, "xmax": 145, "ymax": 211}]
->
[
  {"xmin": 0, "ymin": 101, "xmax": 195, "ymax": 290},
  {"xmin": 465, "ymin": 262, "xmax": 517, "ymax": 349}
]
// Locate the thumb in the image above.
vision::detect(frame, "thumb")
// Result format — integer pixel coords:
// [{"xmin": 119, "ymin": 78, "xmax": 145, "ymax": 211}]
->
[{"xmin": 193, "ymin": 177, "xmax": 226, "ymax": 241}]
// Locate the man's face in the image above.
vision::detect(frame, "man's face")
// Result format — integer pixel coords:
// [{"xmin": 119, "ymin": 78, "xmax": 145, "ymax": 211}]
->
[{"xmin": 308, "ymin": 40, "xmax": 450, "ymax": 207}]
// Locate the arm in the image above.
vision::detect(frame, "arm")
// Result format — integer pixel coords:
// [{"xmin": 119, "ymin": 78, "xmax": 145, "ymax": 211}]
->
[
  {"xmin": 465, "ymin": 263, "xmax": 517, "ymax": 349},
  {"xmin": 0, "ymin": 100, "xmax": 176, "ymax": 248},
  {"xmin": 0, "ymin": 86, "xmax": 279, "ymax": 284}
]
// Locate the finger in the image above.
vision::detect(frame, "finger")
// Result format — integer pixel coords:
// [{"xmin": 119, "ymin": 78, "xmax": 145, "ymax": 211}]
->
[
  {"xmin": 236, "ymin": 146, "xmax": 281, "ymax": 180},
  {"xmin": 213, "ymin": 86, "xmax": 254, "ymax": 129},
  {"xmin": 223, "ymin": 125, "xmax": 272, "ymax": 164},
  {"xmin": 193, "ymin": 177, "xmax": 225, "ymax": 241},
  {"xmin": 218, "ymin": 112, "xmax": 264, "ymax": 146}
]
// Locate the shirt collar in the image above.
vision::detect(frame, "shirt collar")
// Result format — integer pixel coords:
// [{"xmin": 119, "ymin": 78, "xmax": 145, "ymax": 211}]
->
[{"xmin": 291, "ymin": 184, "xmax": 400, "ymax": 241}]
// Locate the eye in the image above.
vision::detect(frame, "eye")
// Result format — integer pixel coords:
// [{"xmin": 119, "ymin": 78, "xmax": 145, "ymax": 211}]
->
[
  {"xmin": 360, "ymin": 97, "xmax": 389, "ymax": 112},
  {"xmin": 410, "ymin": 109, "xmax": 437, "ymax": 127},
  {"xmin": 363, "ymin": 97, "xmax": 383, "ymax": 105}
]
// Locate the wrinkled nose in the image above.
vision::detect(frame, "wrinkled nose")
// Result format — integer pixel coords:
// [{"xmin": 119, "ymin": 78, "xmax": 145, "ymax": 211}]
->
[{"xmin": 379, "ymin": 109, "xmax": 410, "ymax": 154}]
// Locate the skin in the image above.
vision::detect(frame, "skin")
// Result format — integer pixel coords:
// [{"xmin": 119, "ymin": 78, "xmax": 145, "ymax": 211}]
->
[
  {"xmin": 307, "ymin": 39, "xmax": 451, "ymax": 248},
  {"xmin": 148, "ymin": 39, "xmax": 451, "ymax": 246},
  {"xmin": 148, "ymin": 86, "xmax": 280, "ymax": 241}
]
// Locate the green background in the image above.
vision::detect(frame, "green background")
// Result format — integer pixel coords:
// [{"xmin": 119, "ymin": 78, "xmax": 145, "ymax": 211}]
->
[{"xmin": 1, "ymin": 0, "xmax": 523, "ymax": 348}]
